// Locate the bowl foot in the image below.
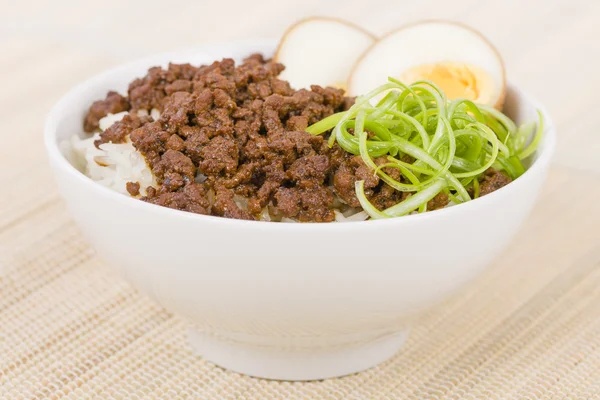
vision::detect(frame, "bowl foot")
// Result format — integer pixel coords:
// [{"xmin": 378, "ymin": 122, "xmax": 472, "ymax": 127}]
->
[{"xmin": 188, "ymin": 328, "xmax": 410, "ymax": 381}]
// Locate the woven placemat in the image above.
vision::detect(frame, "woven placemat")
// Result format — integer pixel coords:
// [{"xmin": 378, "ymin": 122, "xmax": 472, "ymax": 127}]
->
[{"xmin": 1, "ymin": 162, "xmax": 600, "ymax": 399}]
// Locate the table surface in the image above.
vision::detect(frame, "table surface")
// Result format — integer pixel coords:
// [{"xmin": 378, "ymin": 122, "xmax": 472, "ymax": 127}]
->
[{"xmin": 1, "ymin": 0, "xmax": 600, "ymax": 398}]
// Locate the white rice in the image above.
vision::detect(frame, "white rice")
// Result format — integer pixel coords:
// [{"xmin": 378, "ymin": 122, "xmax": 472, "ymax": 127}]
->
[
  {"xmin": 67, "ymin": 111, "xmax": 368, "ymax": 222},
  {"xmin": 335, "ymin": 210, "xmax": 368, "ymax": 222},
  {"xmin": 99, "ymin": 111, "xmax": 128, "ymax": 131},
  {"xmin": 66, "ymin": 112, "xmax": 156, "ymax": 196}
]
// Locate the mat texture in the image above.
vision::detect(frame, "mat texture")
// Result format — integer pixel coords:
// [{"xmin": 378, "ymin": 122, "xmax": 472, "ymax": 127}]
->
[{"xmin": 1, "ymin": 163, "xmax": 600, "ymax": 399}]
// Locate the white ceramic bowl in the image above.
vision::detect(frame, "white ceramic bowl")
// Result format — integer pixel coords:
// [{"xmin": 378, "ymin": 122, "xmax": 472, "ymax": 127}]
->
[{"xmin": 44, "ymin": 40, "xmax": 556, "ymax": 381}]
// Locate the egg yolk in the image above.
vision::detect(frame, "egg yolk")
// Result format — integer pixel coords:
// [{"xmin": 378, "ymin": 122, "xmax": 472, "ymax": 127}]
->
[{"xmin": 401, "ymin": 62, "xmax": 495, "ymax": 104}]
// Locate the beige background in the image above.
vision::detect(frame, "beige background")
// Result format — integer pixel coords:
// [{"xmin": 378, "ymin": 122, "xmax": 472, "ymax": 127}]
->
[{"xmin": 2, "ymin": 0, "xmax": 600, "ymax": 398}]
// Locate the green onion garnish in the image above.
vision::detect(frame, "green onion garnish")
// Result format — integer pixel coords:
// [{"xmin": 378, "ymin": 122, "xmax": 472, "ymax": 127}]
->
[{"xmin": 307, "ymin": 78, "xmax": 544, "ymax": 219}]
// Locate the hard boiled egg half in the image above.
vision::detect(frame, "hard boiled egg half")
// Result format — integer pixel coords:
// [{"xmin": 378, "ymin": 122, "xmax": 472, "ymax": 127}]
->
[
  {"xmin": 274, "ymin": 17, "xmax": 376, "ymax": 90},
  {"xmin": 348, "ymin": 21, "xmax": 506, "ymax": 110}
]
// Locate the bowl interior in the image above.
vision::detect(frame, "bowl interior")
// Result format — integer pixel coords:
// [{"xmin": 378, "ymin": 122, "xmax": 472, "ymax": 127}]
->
[{"xmin": 45, "ymin": 40, "xmax": 556, "ymax": 227}]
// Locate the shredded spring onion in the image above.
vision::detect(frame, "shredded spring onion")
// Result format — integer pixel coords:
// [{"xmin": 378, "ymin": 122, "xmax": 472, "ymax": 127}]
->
[{"xmin": 306, "ymin": 78, "xmax": 544, "ymax": 219}]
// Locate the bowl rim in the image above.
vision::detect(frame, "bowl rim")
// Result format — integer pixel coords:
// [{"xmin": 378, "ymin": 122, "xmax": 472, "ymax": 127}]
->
[{"xmin": 44, "ymin": 40, "xmax": 557, "ymax": 230}]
